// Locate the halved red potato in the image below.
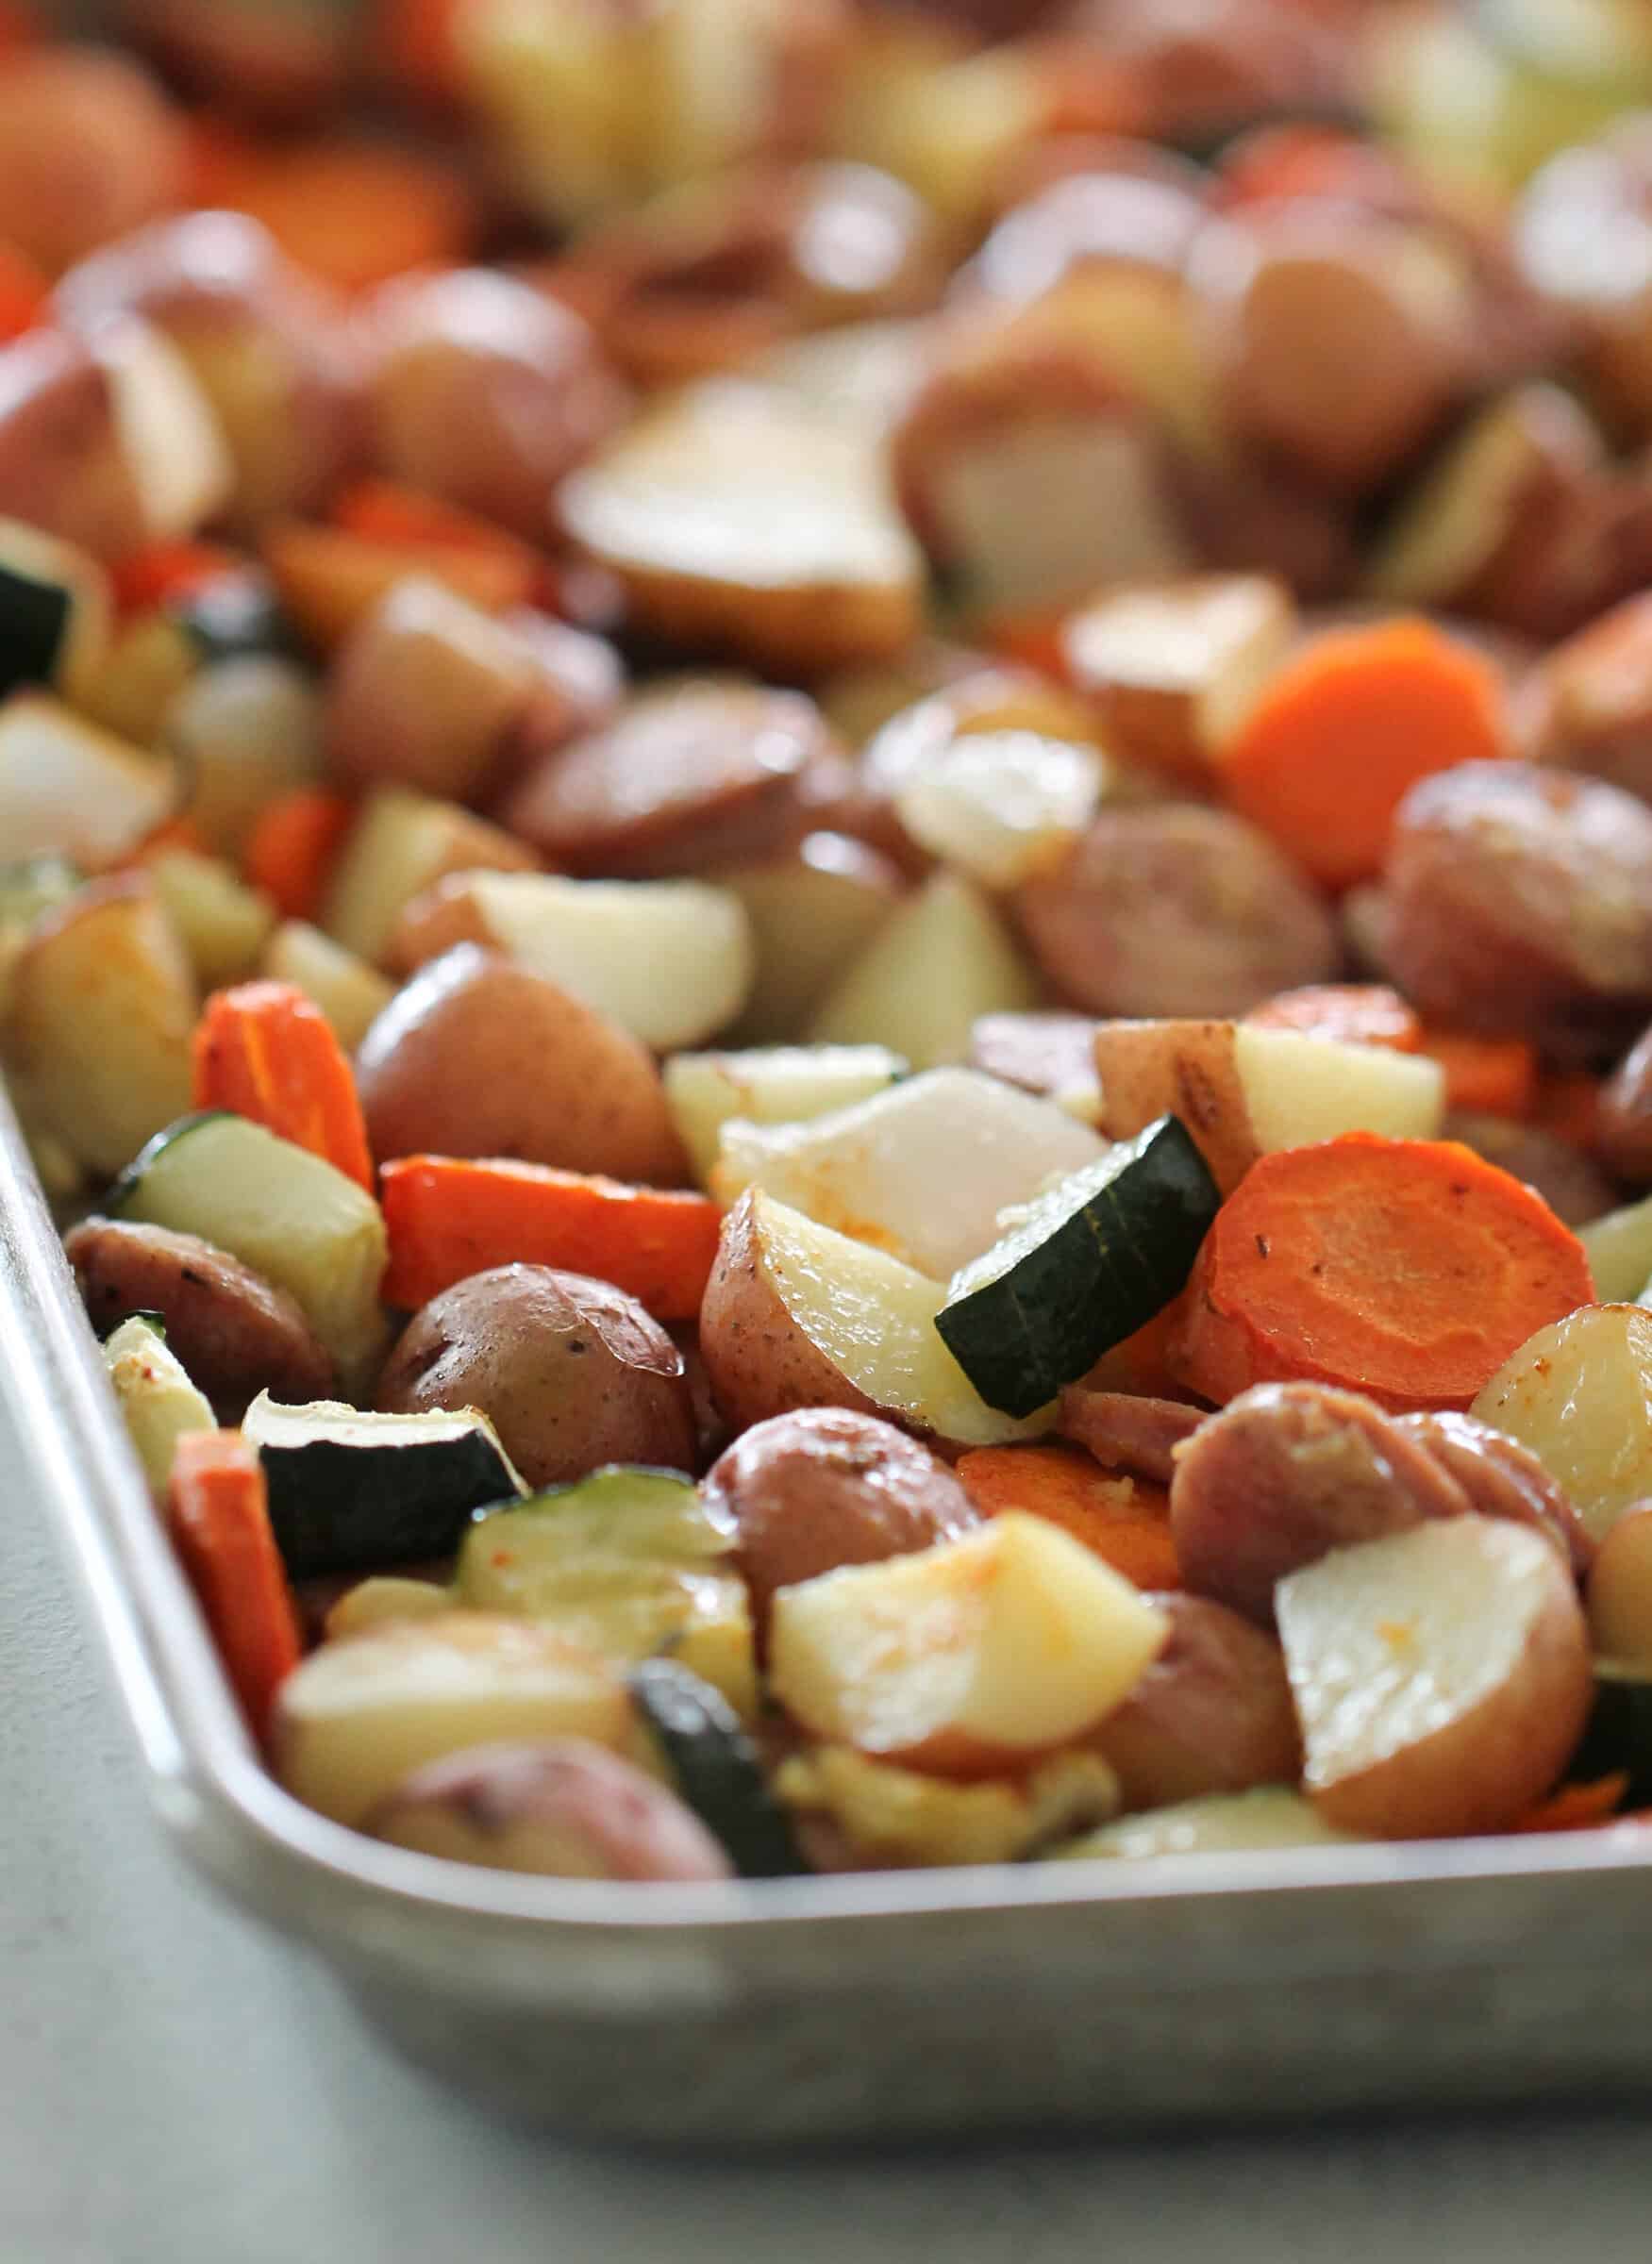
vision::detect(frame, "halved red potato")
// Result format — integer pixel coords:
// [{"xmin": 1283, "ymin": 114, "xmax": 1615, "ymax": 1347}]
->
[
  {"xmin": 717, "ymin": 832, "xmax": 906, "ymax": 1046},
  {"xmin": 768, "ymin": 1511, "xmax": 1168, "ymax": 1778},
  {"xmin": 1276, "ymin": 1517, "xmax": 1593, "ymax": 1839},
  {"xmin": 1470, "ymin": 1306, "xmax": 1652, "ymax": 1546},
  {"xmin": 321, "ymin": 789, "xmax": 538, "ymax": 969},
  {"xmin": 1587, "ymin": 1502, "xmax": 1652, "ymax": 1662},
  {"xmin": 0, "ymin": 46, "xmax": 184, "ymax": 275},
  {"xmin": 1092, "ymin": 1016, "xmax": 1444, "ymax": 1194},
  {"xmin": 56, "ymin": 211, "xmax": 361, "ymax": 530},
  {"xmin": 359, "ymin": 267, "xmax": 628, "ymax": 541}
]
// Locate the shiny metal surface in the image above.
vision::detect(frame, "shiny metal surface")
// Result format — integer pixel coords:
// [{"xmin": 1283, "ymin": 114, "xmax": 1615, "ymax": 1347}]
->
[{"xmin": 7, "ymin": 1084, "xmax": 1652, "ymax": 2144}]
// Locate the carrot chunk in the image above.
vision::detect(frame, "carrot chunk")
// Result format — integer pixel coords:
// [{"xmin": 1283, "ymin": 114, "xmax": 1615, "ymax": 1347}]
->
[
  {"xmin": 1417, "ymin": 1028, "xmax": 1539, "ymax": 1120},
  {"xmin": 1215, "ymin": 619, "xmax": 1507, "ymax": 889},
  {"xmin": 108, "ymin": 541, "xmax": 243, "ymax": 617},
  {"xmin": 242, "ymin": 791, "xmax": 356, "ymax": 923},
  {"xmin": 210, "ymin": 136, "xmax": 476, "ymax": 292},
  {"xmin": 380, "ymin": 1156, "xmax": 724, "ymax": 1321},
  {"xmin": 1245, "ymin": 982, "xmax": 1422, "ymax": 1052},
  {"xmin": 955, "ymin": 1444, "xmax": 1182, "ymax": 1590},
  {"xmin": 167, "ymin": 1430, "xmax": 302, "ymax": 1742},
  {"xmin": 192, "ymin": 980, "xmax": 374, "ymax": 1190},
  {"xmin": 1172, "ymin": 1133, "xmax": 1596, "ymax": 1415}
]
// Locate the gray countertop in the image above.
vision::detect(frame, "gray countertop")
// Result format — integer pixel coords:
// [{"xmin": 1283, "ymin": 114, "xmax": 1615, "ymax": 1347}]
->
[{"xmin": 5, "ymin": 1412, "xmax": 1651, "ymax": 2264}]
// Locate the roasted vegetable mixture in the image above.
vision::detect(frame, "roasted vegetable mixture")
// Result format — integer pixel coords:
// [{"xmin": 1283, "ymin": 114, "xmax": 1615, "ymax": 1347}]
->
[{"xmin": 8, "ymin": 0, "xmax": 1652, "ymax": 1882}]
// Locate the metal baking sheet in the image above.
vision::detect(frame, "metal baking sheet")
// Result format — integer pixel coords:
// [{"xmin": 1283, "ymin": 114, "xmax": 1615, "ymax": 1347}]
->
[{"xmin": 7, "ymin": 1083, "xmax": 1652, "ymax": 2145}]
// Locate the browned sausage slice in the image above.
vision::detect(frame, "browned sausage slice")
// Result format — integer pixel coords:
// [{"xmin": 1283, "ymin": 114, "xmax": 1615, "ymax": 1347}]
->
[
  {"xmin": 1014, "ymin": 804, "xmax": 1338, "ymax": 1019},
  {"xmin": 1058, "ymin": 1386, "xmax": 1205, "ymax": 1486},
  {"xmin": 1393, "ymin": 1411, "xmax": 1595, "ymax": 1580},
  {"xmin": 1595, "ymin": 1023, "xmax": 1652, "ymax": 1183},
  {"xmin": 1168, "ymin": 1380, "xmax": 1472, "ymax": 1624},
  {"xmin": 1088, "ymin": 1590, "xmax": 1301, "ymax": 1810},
  {"xmin": 1441, "ymin": 1110, "xmax": 1616, "ymax": 1226},
  {"xmin": 66, "ymin": 1217, "xmax": 333, "ymax": 1417}
]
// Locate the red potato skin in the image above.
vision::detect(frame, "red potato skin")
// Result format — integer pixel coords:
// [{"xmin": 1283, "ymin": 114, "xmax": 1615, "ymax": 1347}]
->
[
  {"xmin": 968, "ymin": 1010, "xmax": 1101, "ymax": 1103},
  {"xmin": 0, "ymin": 48, "xmax": 184, "ymax": 275},
  {"xmin": 702, "ymin": 1408, "xmax": 980, "ymax": 1635},
  {"xmin": 0, "ymin": 327, "xmax": 149, "ymax": 560},
  {"xmin": 697, "ymin": 1191, "xmax": 887, "ymax": 1439}
]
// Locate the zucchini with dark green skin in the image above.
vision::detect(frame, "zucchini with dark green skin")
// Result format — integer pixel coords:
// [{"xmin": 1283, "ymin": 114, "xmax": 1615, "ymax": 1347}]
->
[
  {"xmin": 175, "ymin": 571, "xmax": 292, "ymax": 669},
  {"xmin": 935, "ymin": 1114, "xmax": 1221, "ymax": 1418},
  {"xmin": 242, "ymin": 1392, "xmax": 526, "ymax": 1579},
  {"xmin": 1570, "ymin": 1663, "xmax": 1652, "ymax": 1806},
  {"xmin": 631, "ymin": 1657, "xmax": 804, "ymax": 1880},
  {"xmin": 0, "ymin": 523, "xmax": 106, "ymax": 698}
]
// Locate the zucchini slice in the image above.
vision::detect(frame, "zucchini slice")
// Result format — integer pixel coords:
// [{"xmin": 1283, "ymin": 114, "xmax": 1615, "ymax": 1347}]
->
[
  {"xmin": 107, "ymin": 1112, "xmax": 389, "ymax": 1383},
  {"xmin": 456, "ymin": 1466, "xmax": 757, "ymax": 1719},
  {"xmin": 1569, "ymin": 1662, "xmax": 1652, "ymax": 1806},
  {"xmin": 935, "ymin": 1114, "xmax": 1221, "ymax": 1418},
  {"xmin": 242, "ymin": 1393, "xmax": 526, "ymax": 1580},
  {"xmin": 0, "ymin": 519, "xmax": 109, "ymax": 704},
  {"xmin": 631, "ymin": 1656, "xmax": 804, "ymax": 1880},
  {"xmin": 175, "ymin": 570, "xmax": 292, "ymax": 670}
]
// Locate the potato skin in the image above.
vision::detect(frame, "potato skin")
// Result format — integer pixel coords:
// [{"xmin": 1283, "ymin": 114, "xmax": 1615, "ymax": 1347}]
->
[
  {"xmin": 698, "ymin": 1190, "xmax": 885, "ymax": 1436},
  {"xmin": 1088, "ymin": 1592, "xmax": 1302, "ymax": 1812},
  {"xmin": 1392, "ymin": 1410, "xmax": 1595, "ymax": 1579},
  {"xmin": 0, "ymin": 48, "xmax": 183, "ymax": 275},
  {"xmin": 355, "ymin": 944, "xmax": 688, "ymax": 1186},
  {"xmin": 376, "ymin": 1264, "xmax": 697, "ymax": 1488},
  {"xmin": 65, "ymin": 1216, "xmax": 333, "ymax": 1417},
  {"xmin": 703, "ymin": 1408, "xmax": 980, "ymax": 1631}
]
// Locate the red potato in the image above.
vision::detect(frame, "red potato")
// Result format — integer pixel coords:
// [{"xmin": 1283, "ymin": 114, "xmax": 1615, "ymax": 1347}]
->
[
  {"xmin": 1277, "ymin": 1518, "xmax": 1594, "ymax": 1840},
  {"xmin": 0, "ymin": 47, "xmax": 184, "ymax": 275},
  {"xmin": 1381, "ymin": 763, "xmax": 1652, "ymax": 1058},
  {"xmin": 376, "ymin": 1264, "xmax": 697, "ymax": 1489},
  {"xmin": 359, "ymin": 268, "xmax": 629, "ymax": 542},
  {"xmin": 354, "ymin": 944, "xmax": 688, "ymax": 1187},
  {"xmin": 325, "ymin": 579, "xmax": 540, "ymax": 805},
  {"xmin": 364, "ymin": 1738, "xmax": 733, "ymax": 1881},
  {"xmin": 0, "ymin": 328, "xmax": 157, "ymax": 561},
  {"xmin": 1168, "ymin": 1381, "xmax": 1473, "ymax": 1626},
  {"xmin": 56, "ymin": 210, "xmax": 361, "ymax": 530},
  {"xmin": 491, "ymin": 608, "xmax": 625, "ymax": 792},
  {"xmin": 1014, "ymin": 805, "xmax": 1338, "ymax": 1020},
  {"xmin": 702, "ymin": 1407, "xmax": 980, "ymax": 1634},
  {"xmin": 1516, "ymin": 127, "xmax": 1652, "ymax": 443},
  {"xmin": 1087, "ymin": 1591, "xmax": 1301, "ymax": 1811},
  {"xmin": 715, "ymin": 831, "xmax": 907, "ymax": 1045},
  {"xmin": 1587, "ymin": 1502, "xmax": 1652, "ymax": 1662},
  {"xmin": 967, "ymin": 1009, "xmax": 1100, "ymax": 1106}
]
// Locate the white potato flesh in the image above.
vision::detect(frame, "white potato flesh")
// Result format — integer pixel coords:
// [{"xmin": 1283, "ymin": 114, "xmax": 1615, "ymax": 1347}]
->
[
  {"xmin": 663, "ymin": 1043, "xmax": 906, "ymax": 1184},
  {"xmin": 1471, "ymin": 1306, "xmax": 1652, "ymax": 1543},
  {"xmin": 809, "ymin": 871, "xmax": 1040, "ymax": 1067},
  {"xmin": 0, "ymin": 693, "xmax": 175, "ymax": 866},
  {"xmin": 1231, "ymin": 1025, "xmax": 1445, "ymax": 1153},
  {"xmin": 322, "ymin": 791, "xmax": 533, "ymax": 968},
  {"xmin": 274, "ymin": 1613, "xmax": 633, "ymax": 1826},
  {"xmin": 1062, "ymin": 575, "xmax": 1296, "ymax": 770},
  {"xmin": 1579, "ymin": 1193, "xmax": 1652, "ymax": 1304},
  {"xmin": 261, "ymin": 921, "xmax": 394, "ymax": 1055},
  {"xmin": 450, "ymin": 870, "xmax": 753, "ymax": 1051},
  {"xmin": 102, "ymin": 1317, "xmax": 215, "ymax": 1501},
  {"xmin": 1277, "ymin": 1519, "xmax": 1593, "ymax": 1839},
  {"xmin": 748, "ymin": 1190, "xmax": 1046, "ymax": 1445},
  {"xmin": 713, "ymin": 1065, "xmax": 1105, "ymax": 1277},
  {"xmin": 92, "ymin": 319, "xmax": 233, "ymax": 541},
  {"xmin": 769, "ymin": 1512, "xmax": 1167, "ymax": 1774},
  {"xmin": 146, "ymin": 849, "xmax": 275, "ymax": 990},
  {"xmin": 1587, "ymin": 1506, "xmax": 1652, "ymax": 1664},
  {"xmin": 894, "ymin": 729, "xmax": 1107, "ymax": 888},
  {"xmin": 172, "ymin": 658, "xmax": 325, "ymax": 857},
  {"xmin": 775, "ymin": 1744, "xmax": 1121, "ymax": 1869},
  {"xmin": 1055, "ymin": 1789, "xmax": 1354, "ymax": 1861}
]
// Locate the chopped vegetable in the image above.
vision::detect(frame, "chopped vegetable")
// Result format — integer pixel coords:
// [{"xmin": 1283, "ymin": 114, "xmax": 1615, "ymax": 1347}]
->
[
  {"xmin": 166, "ymin": 1428, "xmax": 302, "ymax": 1741},
  {"xmin": 242, "ymin": 791, "xmax": 355, "ymax": 924},
  {"xmin": 192, "ymin": 979, "xmax": 374, "ymax": 1190},
  {"xmin": 955, "ymin": 1447, "xmax": 1181, "ymax": 1591}
]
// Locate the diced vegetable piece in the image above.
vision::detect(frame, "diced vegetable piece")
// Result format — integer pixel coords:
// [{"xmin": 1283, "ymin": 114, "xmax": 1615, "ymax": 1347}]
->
[
  {"xmin": 324, "ymin": 1575, "xmax": 451, "ymax": 1641},
  {"xmin": 769, "ymin": 1512, "xmax": 1168, "ymax": 1777},
  {"xmin": 108, "ymin": 1111, "xmax": 388, "ymax": 1384},
  {"xmin": 700, "ymin": 1190, "xmax": 1049, "ymax": 1448},
  {"xmin": 192, "ymin": 979, "xmax": 373, "ymax": 1190},
  {"xmin": 809, "ymin": 871, "xmax": 1040, "ymax": 1067},
  {"xmin": 1570, "ymin": 1664, "xmax": 1652, "ymax": 1807},
  {"xmin": 167, "ymin": 1429, "xmax": 302, "ymax": 1741},
  {"xmin": 243, "ymin": 791, "xmax": 354, "ymax": 925},
  {"xmin": 1173, "ymin": 1135, "xmax": 1595, "ymax": 1414},
  {"xmin": 5, "ymin": 876, "xmax": 195, "ymax": 1176},
  {"xmin": 273, "ymin": 1612, "xmax": 633, "ymax": 1826},
  {"xmin": 458, "ymin": 1468, "xmax": 755, "ymax": 1720},
  {"xmin": 1054, "ymin": 1789, "xmax": 1355, "ymax": 1861},
  {"xmin": 321, "ymin": 788, "xmax": 534, "ymax": 967},
  {"xmin": 0, "ymin": 516, "xmax": 109, "ymax": 703},
  {"xmin": 893, "ymin": 729, "xmax": 1105, "ymax": 888},
  {"xmin": 102, "ymin": 1312, "xmax": 216, "ymax": 1500},
  {"xmin": 1420, "ymin": 1029, "xmax": 1537, "ymax": 1120},
  {"xmin": 956, "ymin": 1447, "xmax": 1181, "ymax": 1591},
  {"xmin": 663, "ymin": 1043, "xmax": 907, "ymax": 1186},
  {"xmin": 938, "ymin": 1118, "xmax": 1221, "ymax": 1419},
  {"xmin": 1471, "ymin": 1306, "xmax": 1652, "ymax": 1544},
  {"xmin": 631, "ymin": 1657, "xmax": 803, "ymax": 1877},
  {"xmin": 1579, "ymin": 1193, "xmax": 1652, "ymax": 1303},
  {"xmin": 91, "ymin": 318, "xmax": 233, "ymax": 543},
  {"xmin": 1588, "ymin": 1506, "xmax": 1652, "ymax": 1664},
  {"xmin": 1277, "ymin": 1519, "xmax": 1594, "ymax": 1839},
  {"xmin": 170, "ymin": 658, "xmax": 325, "ymax": 858},
  {"xmin": 717, "ymin": 835, "xmax": 905, "ymax": 1046},
  {"xmin": 379, "ymin": 1157, "xmax": 722, "ymax": 1323},
  {"xmin": 0, "ymin": 691, "xmax": 175, "ymax": 866},
  {"xmin": 242, "ymin": 1392, "xmax": 526, "ymax": 1580},
  {"xmin": 712, "ymin": 1066, "xmax": 1104, "ymax": 1279},
  {"xmin": 260, "ymin": 921, "xmax": 394, "ymax": 1054},
  {"xmin": 262, "ymin": 520, "xmax": 531, "ymax": 655},
  {"xmin": 776, "ymin": 1744, "xmax": 1122, "ymax": 1870},
  {"xmin": 147, "ymin": 850, "xmax": 275, "ymax": 990}
]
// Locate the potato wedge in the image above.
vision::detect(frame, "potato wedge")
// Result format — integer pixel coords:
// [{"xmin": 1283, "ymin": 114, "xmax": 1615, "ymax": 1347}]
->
[
  {"xmin": 717, "ymin": 833, "xmax": 906, "ymax": 1045},
  {"xmin": 769, "ymin": 1512, "xmax": 1167, "ymax": 1778},
  {"xmin": 699, "ymin": 1189, "xmax": 1045, "ymax": 1448},
  {"xmin": 1471, "ymin": 1305, "xmax": 1652, "ymax": 1544},
  {"xmin": 4, "ymin": 876, "xmax": 194, "ymax": 1176},
  {"xmin": 1277, "ymin": 1518, "xmax": 1593, "ymax": 1840},
  {"xmin": 170, "ymin": 658, "xmax": 325, "ymax": 859},
  {"xmin": 809, "ymin": 871, "xmax": 1040, "ymax": 1067},
  {"xmin": 259, "ymin": 921, "xmax": 393, "ymax": 1055},
  {"xmin": 0, "ymin": 692, "xmax": 176, "ymax": 871},
  {"xmin": 321, "ymin": 789, "xmax": 537, "ymax": 967},
  {"xmin": 663, "ymin": 1042, "xmax": 905, "ymax": 1184},
  {"xmin": 145, "ymin": 849, "xmax": 275, "ymax": 990}
]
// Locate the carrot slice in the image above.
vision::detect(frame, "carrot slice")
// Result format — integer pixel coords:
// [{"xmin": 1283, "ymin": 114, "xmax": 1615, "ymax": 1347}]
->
[
  {"xmin": 1510, "ymin": 1775, "xmax": 1629, "ymax": 1834},
  {"xmin": 0, "ymin": 241, "xmax": 47, "ymax": 342},
  {"xmin": 108, "ymin": 540, "xmax": 244, "ymax": 617},
  {"xmin": 1171, "ymin": 1133, "xmax": 1596, "ymax": 1415},
  {"xmin": 1245, "ymin": 982, "xmax": 1423, "ymax": 1052},
  {"xmin": 955, "ymin": 1445, "xmax": 1181, "ymax": 1590},
  {"xmin": 167, "ymin": 1430, "xmax": 302, "ymax": 1742},
  {"xmin": 1215, "ymin": 620, "xmax": 1508, "ymax": 889},
  {"xmin": 1418, "ymin": 1028, "xmax": 1538, "ymax": 1120},
  {"xmin": 192, "ymin": 979, "xmax": 375, "ymax": 1190},
  {"xmin": 214, "ymin": 137, "xmax": 476, "ymax": 292},
  {"xmin": 242, "ymin": 791, "xmax": 356, "ymax": 923},
  {"xmin": 262, "ymin": 519, "xmax": 534, "ymax": 651},
  {"xmin": 380, "ymin": 1155, "xmax": 723, "ymax": 1321}
]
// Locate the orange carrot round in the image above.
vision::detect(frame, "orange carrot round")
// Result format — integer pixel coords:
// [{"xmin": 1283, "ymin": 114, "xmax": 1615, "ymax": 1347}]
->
[
  {"xmin": 1417, "ymin": 1028, "xmax": 1539, "ymax": 1120},
  {"xmin": 1215, "ymin": 619, "xmax": 1508, "ymax": 889},
  {"xmin": 1245, "ymin": 982, "xmax": 1423, "ymax": 1052},
  {"xmin": 215, "ymin": 136, "xmax": 476, "ymax": 292},
  {"xmin": 192, "ymin": 979, "xmax": 375, "ymax": 1190},
  {"xmin": 1172, "ymin": 1133, "xmax": 1596, "ymax": 1415},
  {"xmin": 242, "ymin": 791, "xmax": 356, "ymax": 924},
  {"xmin": 167, "ymin": 1430, "xmax": 302, "ymax": 1743},
  {"xmin": 954, "ymin": 1445, "xmax": 1181, "ymax": 1590}
]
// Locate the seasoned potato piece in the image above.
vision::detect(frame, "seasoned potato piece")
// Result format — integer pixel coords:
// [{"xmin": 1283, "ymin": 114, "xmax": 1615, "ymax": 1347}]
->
[
  {"xmin": 260, "ymin": 923, "xmax": 394, "ymax": 1055},
  {"xmin": 0, "ymin": 47, "xmax": 182, "ymax": 275},
  {"xmin": 968, "ymin": 1010, "xmax": 1101, "ymax": 1116},
  {"xmin": 66, "ymin": 1217, "xmax": 333, "ymax": 1417},
  {"xmin": 1471, "ymin": 1306, "xmax": 1652, "ymax": 1545},
  {"xmin": 366, "ymin": 1739, "xmax": 733, "ymax": 1881},
  {"xmin": 1015, "ymin": 807, "xmax": 1338, "ymax": 1021},
  {"xmin": 809, "ymin": 871, "xmax": 1039, "ymax": 1066},
  {"xmin": 322, "ymin": 789, "xmax": 537, "ymax": 968},
  {"xmin": 1587, "ymin": 1503, "xmax": 1652, "ymax": 1663},
  {"xmin": 717, "ymin": 833, "xmax": 906, "ymax": 1046},
  {"xmin": 377, "ymin": 1264, "xmax": 697, "ymax": 1489},
  {"xmin": 776, "ymin": 1744, "xmax": 1120, "ymax": 1871},
  {"xmin": 1054, "ymin": 1787, "xmax": 1356, "ymax": 1861},
  {"xmin": 703, "ymin": 1408, "xmax": 979, "ymax": 1631},
  {"xmin": 1277, "ymin": 1519, "xmax": 1593, "ymax": 1839}
]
